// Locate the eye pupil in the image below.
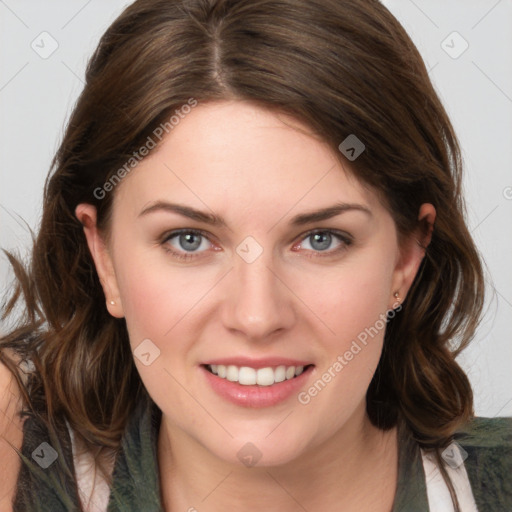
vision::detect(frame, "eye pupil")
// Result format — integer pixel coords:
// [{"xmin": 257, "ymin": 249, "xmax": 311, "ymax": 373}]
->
[
  {"xmin": 310, "ymin": 232, "xmax": 331, "ymax": 251},
  {"xmin": 179, "ymin": 233, "xmax": 202, "ymax": 251}
]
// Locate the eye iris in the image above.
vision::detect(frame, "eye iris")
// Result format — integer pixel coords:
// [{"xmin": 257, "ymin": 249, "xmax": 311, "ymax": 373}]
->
[
  {"xmin": 179, "ymin": 233, "xmax": 202, "ymax": 251},
  {"xmin": 310, "ymin": 232, "xmax": 331, "ymax": 251}
]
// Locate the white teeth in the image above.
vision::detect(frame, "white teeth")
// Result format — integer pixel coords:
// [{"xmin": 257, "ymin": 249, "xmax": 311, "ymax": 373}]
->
[
  {"xmin": 226, "ymin": 365, "xmax": 239, "ymax": 382},
  {"xmin": 208, "ymin": 364, "xmax": 307, "ymax": 386},
  {"xmin": 274, "ymin": 365, "xmax": 286, "ymax": 383},
  {"xmin": 238, "ymin": 366, "xmax": 257, "ymax": 385},
  {"xmin": 256, "ymin": 367, "xmax": 275, "ymax": 386}
]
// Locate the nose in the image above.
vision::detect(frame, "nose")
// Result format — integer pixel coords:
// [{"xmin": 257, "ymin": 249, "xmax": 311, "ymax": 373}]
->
[{"xmin": 220, "ymin": 251, "xmax": 296, "ymax": 341}]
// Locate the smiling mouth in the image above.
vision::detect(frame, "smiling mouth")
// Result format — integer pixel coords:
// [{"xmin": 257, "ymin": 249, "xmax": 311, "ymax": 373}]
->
[{"xmin": 203, "ymin": 364, "xmax": 314, "ymax": 386}]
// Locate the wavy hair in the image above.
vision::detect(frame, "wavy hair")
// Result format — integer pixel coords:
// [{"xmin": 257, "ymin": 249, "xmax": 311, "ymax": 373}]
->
[{"xmin": 1, "ymin": 0, "xmax": 484, "ymax": 509}]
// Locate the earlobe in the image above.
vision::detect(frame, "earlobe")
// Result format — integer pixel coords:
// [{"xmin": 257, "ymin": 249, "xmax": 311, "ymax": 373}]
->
[{"xmin": 75, "ymin": 204, "xmax": 124, "ymax": 318}]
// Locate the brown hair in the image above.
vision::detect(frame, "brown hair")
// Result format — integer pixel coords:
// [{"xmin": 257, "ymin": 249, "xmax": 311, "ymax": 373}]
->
[{"xmin": 1, "ymin": 0, "xmax": 484, "ymax": 509}]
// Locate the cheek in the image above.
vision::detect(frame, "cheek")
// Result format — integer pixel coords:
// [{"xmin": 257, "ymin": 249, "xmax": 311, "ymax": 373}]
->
[
  {"xmin": 296, "ymin": 252, "xmax": 394, "ymax": 349},
  {"xmin": 116, "ymin": 260, "xmax": 170, "ymax": 343},
  {"xmin": 114, "ymin": 246, "xmax": 216, "ymax": 347},
  {"xmin": 292, "ymin": 250, "xmax": 395, "ymax": 410},
  {"xmin": 112, "ymin": 249, "xmax": 212, "ymax": 414}
]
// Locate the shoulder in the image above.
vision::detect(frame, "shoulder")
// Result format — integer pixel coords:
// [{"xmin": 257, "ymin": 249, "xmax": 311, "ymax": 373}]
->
[
  {"xmin": 0, "ymin": 352, "xmax": 25, "ymax": 510},
  {"xmin": 0, "ymin": 350, "xmax": 26, "ymax": 422},
  {"xmin": 454, "ymin": 416, "xmax": 512, "ymax": 509},
  {"xmin": 0, "ymin": 349, "xmax": 25, "ymax": 440}
]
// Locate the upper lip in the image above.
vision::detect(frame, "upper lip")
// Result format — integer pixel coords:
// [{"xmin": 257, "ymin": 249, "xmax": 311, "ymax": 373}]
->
[{"xmin": 202, "ymin": 357, "xmax": 313, "ymax": 369}]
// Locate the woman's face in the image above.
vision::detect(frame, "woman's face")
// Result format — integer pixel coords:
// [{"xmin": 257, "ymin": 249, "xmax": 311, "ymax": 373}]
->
[{"xmin": 79, "ymin": 100, "xmax": 428, "ymax": 467}]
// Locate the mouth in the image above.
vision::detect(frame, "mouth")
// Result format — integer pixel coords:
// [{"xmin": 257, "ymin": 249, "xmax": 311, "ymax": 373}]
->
[
  {"xmin": 203, "ymin": 363, "xmax": 314, "ymax": 387},
  {"xmin": 201, "ymin": 362, "xmax": 315, "ymax": 407}
]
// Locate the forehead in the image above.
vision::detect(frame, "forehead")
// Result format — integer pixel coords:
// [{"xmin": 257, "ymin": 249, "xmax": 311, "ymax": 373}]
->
[{"xmin": 113, "ymin": 100, "xmax": 383, "ymax": 220}]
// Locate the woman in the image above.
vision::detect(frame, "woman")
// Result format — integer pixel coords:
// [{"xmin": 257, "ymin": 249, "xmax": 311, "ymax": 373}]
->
[{"xmin": 1, "ymin": 0, "xmax": 510, "ymax": 510}]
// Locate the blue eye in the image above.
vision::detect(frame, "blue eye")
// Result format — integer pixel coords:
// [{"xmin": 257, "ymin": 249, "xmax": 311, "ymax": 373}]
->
[
  {"xmin": 175, "ymin": 232, "xmax": 204, "ymax": 251},
  {"xmin": 298, "ymin": 230, "xmax": 351, "ymax": 255},
  {"xmin": 304, "ymin": 232, "xmax": 335, "ymax": 251},
  {"xmin": 162, "ymin": 229, "xmax": 212, "ymax": 260}
]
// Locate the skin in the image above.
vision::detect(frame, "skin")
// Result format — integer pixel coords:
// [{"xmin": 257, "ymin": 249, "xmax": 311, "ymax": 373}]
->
[
  {"xmin": 76, "ymin": 100, "xmax": 435, "ymax": 511},
  {"xmin": 0, "ymin": 351, "xmax": 25, "ymax": 511}
]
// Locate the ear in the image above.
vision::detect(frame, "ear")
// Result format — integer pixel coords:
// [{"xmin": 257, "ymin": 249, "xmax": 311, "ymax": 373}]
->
[
  {"xmin": 75, "ymin": 204, "xmax": 125, "ymax": 318},
  {"xmin": 390, "ymin": 203, "xmax": 436, "ymax": 307}
]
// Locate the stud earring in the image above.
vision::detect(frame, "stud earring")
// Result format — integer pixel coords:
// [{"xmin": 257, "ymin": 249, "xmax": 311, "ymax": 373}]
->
[
  {"xmin": 393, "ymin": 291, "xmax": 400, "ymax": 301},
  {"xmin": 109, "ymin": 300, "xmax": 115, "ymax": 305}
]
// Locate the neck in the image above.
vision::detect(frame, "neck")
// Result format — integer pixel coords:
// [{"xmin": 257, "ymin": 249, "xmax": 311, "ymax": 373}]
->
[{"xmin": 157, "ymin": 404, "xmax": 398, "ymax": 512}]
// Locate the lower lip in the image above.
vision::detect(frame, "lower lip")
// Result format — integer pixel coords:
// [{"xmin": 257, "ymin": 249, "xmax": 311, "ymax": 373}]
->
[{"xmin": 201, "ymin": 365, "xmax": 314, "ymax": 408}]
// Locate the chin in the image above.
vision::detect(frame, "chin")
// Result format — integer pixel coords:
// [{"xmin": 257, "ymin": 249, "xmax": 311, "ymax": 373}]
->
[{"xmin": 203, "ymin": 429, "xmax": 312, "ymax": 469}]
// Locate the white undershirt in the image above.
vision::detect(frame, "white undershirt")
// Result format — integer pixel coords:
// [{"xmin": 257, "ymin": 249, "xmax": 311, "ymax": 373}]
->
[
  {"xmin": 67, "ymin": 423, "xmax": 111, "ymax": 512},
  {"xmin": 421, "ymin": 443, "xmax": 479, "ymax": 512}
]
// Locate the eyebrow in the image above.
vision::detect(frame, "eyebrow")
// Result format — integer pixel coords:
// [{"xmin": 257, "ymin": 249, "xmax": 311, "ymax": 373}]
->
[{"xmin": 138, "ymin": 200, "xmax": 372, "ymax": 226}]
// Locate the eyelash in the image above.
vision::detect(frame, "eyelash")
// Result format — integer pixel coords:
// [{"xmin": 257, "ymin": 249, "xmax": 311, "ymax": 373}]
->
[{"xmin": 160, "ymin": 228, "xmax": 353, "ymax": 261}]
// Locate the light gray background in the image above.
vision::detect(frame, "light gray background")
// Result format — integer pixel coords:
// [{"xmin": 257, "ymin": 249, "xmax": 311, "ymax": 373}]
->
[{"xmin": 1, "ymin": 1, "xmax": 511, "ymax": 416}]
